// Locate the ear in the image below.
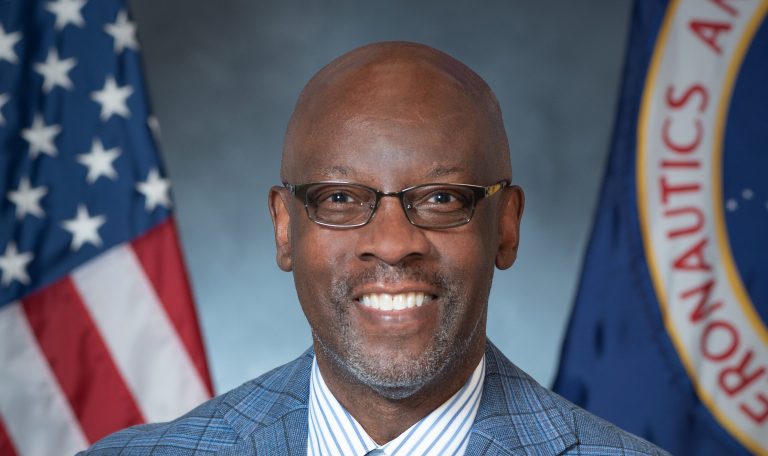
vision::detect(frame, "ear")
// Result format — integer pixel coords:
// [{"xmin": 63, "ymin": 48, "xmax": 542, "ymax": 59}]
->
[
  {"xmin": 495, "ymin": 185, "xmax": 524, "ymax": 270},
  {"xmin": 268, "ymin": 186, "xmax": 293, "ymax": 271}
]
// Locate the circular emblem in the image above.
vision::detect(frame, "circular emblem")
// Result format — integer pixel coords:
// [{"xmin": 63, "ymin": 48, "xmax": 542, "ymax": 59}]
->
[{"xmin": 637, "ymin": 0, "xmax": 768, "ymax": 452}]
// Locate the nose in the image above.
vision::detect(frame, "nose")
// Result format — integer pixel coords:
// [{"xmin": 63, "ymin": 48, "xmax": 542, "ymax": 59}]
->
[{"xmin": 354, "ymin": 195, "xmax": 431, "ymax": 265}]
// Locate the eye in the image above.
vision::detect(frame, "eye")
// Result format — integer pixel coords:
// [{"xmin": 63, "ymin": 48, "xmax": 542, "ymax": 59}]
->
[
  {"xmin": 427, "ymin": 192, "xmax": 456, "ymax": 204},
  {"xmin": 329, "ymin": 192, "xmax": 352, "ymax": 204},
  {"xmin": 320, "ymin": 191, "xmax": 360, "ymax": 206},
  {"xmin": 311, "ymin": 186, "xmax": 369, "ymax": 208},
  {"xmin": 410, "ymin": 186, "xmax": 470, "ymax": 213}
]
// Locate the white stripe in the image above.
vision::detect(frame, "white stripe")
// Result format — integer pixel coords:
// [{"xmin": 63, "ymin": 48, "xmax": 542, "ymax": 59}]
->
[
  {"xmin": 309, "ymin": 388, "xmax": 335, "ymax": 456},
  {"xmin": 432, "ymin": 362, "xmax": 484, "ymax": 455},
  {"xmin": 393, "ymin": 359, "xmax": 484, "ymax": 455},
  {"xmin": 307, "ymin": 355, "xmax": 485, "ymax": 456},
  {"xmin": 72, "ymin": 244, "xmax": 209, "ymax": 423},
  {"xmin": 0, "ymin": 302, "xmax": 89, "ymax": 455},
  {"xmin": 308, "ymin": 359, "xmax": 375, "ymax": 455},
  {"xmin": 312, "ymin": 362, "xmax": 362, "ymax": 455}
]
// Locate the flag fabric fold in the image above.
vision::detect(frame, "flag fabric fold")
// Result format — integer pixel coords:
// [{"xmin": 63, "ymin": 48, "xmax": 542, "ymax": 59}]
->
[
  {"xmin": 553, "ymin": 1, "xmax": 768, "ymax": 455},
  {"xmin": 0, "ymin": 1, "xmax": 212, "ymax": 454}
]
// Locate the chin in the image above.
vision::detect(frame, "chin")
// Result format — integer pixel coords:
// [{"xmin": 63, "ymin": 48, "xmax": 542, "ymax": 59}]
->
[{"xmin": 318, "ymin": 328, "xmax": 476, "ymax": 401}]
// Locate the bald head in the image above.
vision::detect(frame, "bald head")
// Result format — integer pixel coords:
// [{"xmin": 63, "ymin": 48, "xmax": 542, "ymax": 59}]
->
[{"xmin": 281, "ymin": 41, "xmax": 512, "ymax": 183}]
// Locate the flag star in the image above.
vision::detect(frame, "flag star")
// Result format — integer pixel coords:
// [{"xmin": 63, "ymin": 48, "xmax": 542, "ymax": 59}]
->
[
  {"xmin": 21, "ymin": 115, "xmax": 62, "ymax": 158},
  {"xmin": 62, "ymin": 204, "xmax": 107, "ymax": 251},
  {"xmin": 77, "ymin": 139, "xmax": 120, "ymax": 183},
  {"xmin": 34, "ymin": 48, "xmax": 77, "ymax": 93},
  {"xmin": 137, "ymin": 168, "xmax": 172, "ymax": 211},
  {"xmin": 0, "ymin": 242, "xmax": 33, "ymax": 286},
  {"xmin": 91, "ymin": 76, "xmax": 133, "ymax": 121},
  {"xmin": 105, "ymin": 10, "xmax": 138, "ymax": 53},
  {"xmin": 7, "ymin": 177, "xmax": 47, "ymax": 219},
  {"xmin": 45, "ymin": 0, "xmax": 87, "ymax": 30},
  {"xmin": 0, "ymin": 24, "xmax": 22, "ymax": 64},
  {"xmin": 0, "ymin": 93, "xmax": 9, "ymax": 125}
]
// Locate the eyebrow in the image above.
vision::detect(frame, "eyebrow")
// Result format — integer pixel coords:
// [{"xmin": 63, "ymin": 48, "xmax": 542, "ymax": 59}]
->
[
  {"xmin": 316, "ymin": 166, "xmax": 350, "ymax": 178},
  {"xmin": 314, "ymin": 164, "xmax": 467, "ymax": 180},
  {"xmin": 425, "ymin": 165, "xmax": 467, "ymax": 179}
]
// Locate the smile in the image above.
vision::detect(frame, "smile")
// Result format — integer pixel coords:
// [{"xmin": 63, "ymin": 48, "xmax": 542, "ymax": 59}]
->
[{"xmin": 359, "ymin": 292, "xmax": 434, "ymax": 311}]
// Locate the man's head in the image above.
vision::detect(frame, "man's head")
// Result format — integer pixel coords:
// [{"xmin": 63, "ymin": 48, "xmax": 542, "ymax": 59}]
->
[{"xmin": 269, "ymin": 41, "xmax": 524, "ymax": 400}]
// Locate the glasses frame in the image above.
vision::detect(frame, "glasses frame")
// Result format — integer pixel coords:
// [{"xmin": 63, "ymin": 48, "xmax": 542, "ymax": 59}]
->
[{"xmin": 283, "ymin": 179, "xmax": 510, "ymax": 229}]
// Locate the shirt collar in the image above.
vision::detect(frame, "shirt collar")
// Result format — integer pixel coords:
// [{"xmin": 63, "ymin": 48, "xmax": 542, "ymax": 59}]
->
[{"xmin": 307, "ymin": 355, "xmax": 485, "ymax": 456}]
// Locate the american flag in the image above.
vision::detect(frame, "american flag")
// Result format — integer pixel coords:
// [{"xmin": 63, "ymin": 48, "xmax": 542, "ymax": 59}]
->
[{"xmin": 0, "ymin": 1, "xmax": 213, "ymax": 454}]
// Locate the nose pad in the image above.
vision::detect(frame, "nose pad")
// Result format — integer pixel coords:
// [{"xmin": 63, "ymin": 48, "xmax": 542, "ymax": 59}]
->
[{"xmin": 401, "ymin": 197, "xmax": 414, "ymax": 219}]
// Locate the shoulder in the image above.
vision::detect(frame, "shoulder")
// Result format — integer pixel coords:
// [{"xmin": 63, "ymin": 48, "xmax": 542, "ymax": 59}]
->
[
  {"xmin": 480, "ymin": 342, "xmax": 670, "ymax": 456},
  {"xmin": 551, "ymin": 393, "xmax": 671, "ymax": 455},
  {"xmin": 77, "ymin": 393, "xmax": 235, "ymax": 456},
  {"xmin": 79, "ymin": 350, "xmax": 313, "ymax": 456}
]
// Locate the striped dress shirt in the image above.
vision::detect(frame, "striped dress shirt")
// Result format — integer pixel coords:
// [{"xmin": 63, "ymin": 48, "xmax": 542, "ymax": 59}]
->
[{"xmin": 307, "ymin": 355, "xmax": 485, "ymax": 456}]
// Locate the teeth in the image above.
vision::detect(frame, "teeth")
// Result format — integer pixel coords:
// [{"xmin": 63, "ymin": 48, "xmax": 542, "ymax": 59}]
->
[{"xmin": 359, "ymin": 292, "xmax": 432, "ymax": 311}]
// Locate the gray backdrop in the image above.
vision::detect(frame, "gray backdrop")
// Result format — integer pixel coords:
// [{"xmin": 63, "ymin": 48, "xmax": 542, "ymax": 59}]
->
[{"xmin": 128, "ymin": 0, "xmax": 633, "ymax": 393}]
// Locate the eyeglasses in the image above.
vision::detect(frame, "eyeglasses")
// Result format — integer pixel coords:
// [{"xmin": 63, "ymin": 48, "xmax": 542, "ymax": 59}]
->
[{"xmin": 283, "ymin": 180, "xmax": 509, "ymax": 229}]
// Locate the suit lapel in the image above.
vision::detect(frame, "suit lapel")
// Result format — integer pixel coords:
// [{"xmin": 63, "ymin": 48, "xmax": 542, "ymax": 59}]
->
[
  {"xmin": 466, "ymin": 342, "xmax": 578, "ymax": 456},
  {"xmin": 219, "ymin": 349, "xmax": 313, "ymax": 455}
]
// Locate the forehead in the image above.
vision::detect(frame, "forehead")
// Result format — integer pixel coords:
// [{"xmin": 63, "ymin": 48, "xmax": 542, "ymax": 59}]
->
[
  {"xmin": 284, "ymin": 61, "xmax": 498, "ymax": 186},
  {"xmin": 309, "ymin": 162, "xmax": 475, "ymax": 185}
]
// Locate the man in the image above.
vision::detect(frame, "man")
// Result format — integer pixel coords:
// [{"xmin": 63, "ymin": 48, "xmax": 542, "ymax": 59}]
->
[{"xmin": 83, "ymin": 42, "xmax": 669, "ymax": 455}]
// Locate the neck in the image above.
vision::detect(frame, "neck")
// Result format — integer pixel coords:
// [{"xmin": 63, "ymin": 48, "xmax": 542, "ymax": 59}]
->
[{"xmin": 314, "ymin": 338, "xmax": 485, "ymax": 445}]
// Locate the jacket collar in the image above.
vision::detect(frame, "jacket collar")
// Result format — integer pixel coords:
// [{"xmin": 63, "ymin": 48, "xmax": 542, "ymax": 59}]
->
[
  {"xmin": 466, "ymin": 341, "xmax": 578, "ymax": 455},
  {"xmin": 218, "ymin": 342, "xmax": 577, "ymax": 455}
]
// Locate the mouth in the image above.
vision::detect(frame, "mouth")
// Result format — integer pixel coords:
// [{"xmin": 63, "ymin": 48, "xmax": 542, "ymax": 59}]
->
[
  {"xmin": 350, "ymin": 285, "xmax": 441, "ymax": 334},
  {"xmin": 357, "ymin": 291, "xmax": 435, "ymax": 311}
]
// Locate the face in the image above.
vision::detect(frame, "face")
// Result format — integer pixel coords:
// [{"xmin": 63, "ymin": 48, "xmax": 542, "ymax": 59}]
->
[{"xmin": 270, "ymin": 56, "xmax": 523, "ymax": 400}]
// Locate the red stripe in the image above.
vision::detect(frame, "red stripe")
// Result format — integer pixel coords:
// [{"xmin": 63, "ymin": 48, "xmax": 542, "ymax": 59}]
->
[
  {"xmin": 0, "ymin": 418, "xmax": 18, "ymax": 456},
  {"xmin": 22, "ymin": 277, "xmax": 145, "ymax": 443},
  {"xmin": 132, "ymin": 219, "xmax": 214, "ymax": 395}
]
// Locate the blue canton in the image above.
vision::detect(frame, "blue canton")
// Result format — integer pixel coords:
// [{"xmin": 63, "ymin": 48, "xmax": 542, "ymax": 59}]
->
[{"xmin": 0, "ymin": 0, "xmax": 171, "ymax": 307}]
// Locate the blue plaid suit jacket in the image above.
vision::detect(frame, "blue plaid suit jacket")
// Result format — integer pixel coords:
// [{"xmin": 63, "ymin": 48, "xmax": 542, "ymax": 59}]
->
[{"xmin": 80, "ymin": 341, "xmax": 670, "ymax": 455}]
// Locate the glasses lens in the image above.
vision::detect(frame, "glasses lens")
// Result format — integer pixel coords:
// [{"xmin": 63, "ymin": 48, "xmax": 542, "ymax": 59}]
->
[
  {"xmin": 305, "ymin": 183, "xmax": 376, "ymax": 226},
  {"xmin": 404, "ymin": 184, "xmax": 475, "ymax": 227}
]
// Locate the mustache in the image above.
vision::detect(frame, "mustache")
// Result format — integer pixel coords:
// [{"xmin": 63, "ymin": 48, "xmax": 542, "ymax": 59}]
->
[{"xmin": 331, "ymin": 262, "xmax": 455, "ymax": 297}]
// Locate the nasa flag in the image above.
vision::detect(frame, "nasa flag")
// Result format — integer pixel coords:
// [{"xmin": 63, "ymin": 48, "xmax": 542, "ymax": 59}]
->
[{"xmin": 553, "ymin": 0, "xmax": 768, "ymax": 455}]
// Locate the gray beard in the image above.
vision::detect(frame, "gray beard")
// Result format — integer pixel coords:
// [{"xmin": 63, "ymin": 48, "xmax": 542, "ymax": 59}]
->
[{"xmin": 314, "ymin": 263, "xmax": 487, "ymax": 400}]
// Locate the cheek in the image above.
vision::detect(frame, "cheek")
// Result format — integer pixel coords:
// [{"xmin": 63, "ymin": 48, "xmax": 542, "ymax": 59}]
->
[
  {"xmin": 291, "ymin": 226, "xmax": 354, "ymax": 309},
  {"xmin": 428, "ymin": 225, "xmax": 497, "ymax": 306},
  {"xmin": 428, "ymin": 221, "xmax": 497, "ymax": 273}
]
